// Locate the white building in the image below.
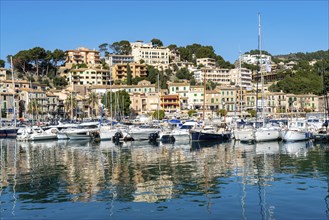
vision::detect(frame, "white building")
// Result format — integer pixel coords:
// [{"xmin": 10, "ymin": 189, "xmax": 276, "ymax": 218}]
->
[
  {"xmin": 188, "ymin": 85, "xmax": 204, "ymax": 109},
  {"xmin": 241, "ymin": 54, "xmax": 271, "ymax": 65},
  {"xmin": 167, "ymin": 82, "xmax": 190, "ymax": 109},
  {"xmin": 105, "ymin": 54, "xmax": 134, "ymax": 66},
  {"xmin": 130, "ymin": 41, "xmax": 170, "ymax": 69},
  {"xmin": 229, "ymin": 68, "xmax": 252, "ymax": 89},
  {"xmin": 192, "ymin": 68, "xmax": 231, "ymax": 86},
  {"xmin": 196, "ymin": 58, "xmax": 216, "ymax": 68}
]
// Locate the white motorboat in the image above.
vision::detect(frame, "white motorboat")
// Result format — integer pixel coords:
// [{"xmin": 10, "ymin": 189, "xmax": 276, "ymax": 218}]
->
[
  {"xmin": 158, "ymin": 121, "xmax": 199, "ymax": 142},
  {"xmin": 17, "ymin": 126, "xmax": 58, "ymax": 141},
  {"xmin": 63, "ymin": 121, "xmax": 100, "ymax": 140},
  {"xmin": 125, "ymin": 124, "xmax": 161, "ymax": 141}
]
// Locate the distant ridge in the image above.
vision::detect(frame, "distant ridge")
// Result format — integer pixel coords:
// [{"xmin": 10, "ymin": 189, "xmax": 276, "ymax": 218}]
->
[{"xmin": 273, "ymin": 50, "xmax": 329, "ymax": 61}]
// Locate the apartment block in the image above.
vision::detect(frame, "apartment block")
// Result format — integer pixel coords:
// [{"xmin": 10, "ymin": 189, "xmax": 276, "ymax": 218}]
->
[
  {"xmin": 194, "ymin": 68, "xmax": 231, "ymax": 86},
  {"xmin": 229, "ymin": 68, "xmax": 252, "ymax": 89},
  {"xmin": 110, "ymin": 63, "xmax": 147, "ymax": 82},
  {"xmin": 65, "ymin": 47, "xmax": 101, "ymax": 68},
  {"xmin": 66, "ymin": 68, "xmax": 110, "ymax": 86}
]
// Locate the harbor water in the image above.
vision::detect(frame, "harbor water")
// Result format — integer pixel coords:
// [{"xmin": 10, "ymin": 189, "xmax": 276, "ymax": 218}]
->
[{"xmin": 0, "ymin": 139, "xmax": 328, "ymax": 219}]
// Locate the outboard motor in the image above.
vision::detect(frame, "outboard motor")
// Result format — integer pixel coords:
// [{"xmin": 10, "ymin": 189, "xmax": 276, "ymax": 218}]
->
[
  {"xmin": 148, "ymin": 132, "xmax": 159, "ymax": 143},
  {"xmin": 112, "ymin": 131, "xmax": 123, "ymax": 143}
]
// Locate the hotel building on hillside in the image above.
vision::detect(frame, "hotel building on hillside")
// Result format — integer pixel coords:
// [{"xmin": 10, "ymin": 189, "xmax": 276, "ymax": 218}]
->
[
  {"xmin": 105, "ymin": 54, "xmax": 134, "ymax": 66},
  {"xmin": 130, "ymin": 41, "xmax": 170, "ymax": 69}
]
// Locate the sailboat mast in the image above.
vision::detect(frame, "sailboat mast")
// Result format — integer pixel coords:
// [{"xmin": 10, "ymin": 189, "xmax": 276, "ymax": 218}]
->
[
  {"xmin": 203, "ymin": 69, "xmax": 206, "ymax": 122},
  {"xmin": 10, "ymin": 57, "xmax": 17, "ymax": 128},
  {"xmin": 239, "ymin": 50, "xmax": 243, "ymax": 118},
  {"xmin": 258, "ymin": 13, "xmax": 266, "ymax": 125}
]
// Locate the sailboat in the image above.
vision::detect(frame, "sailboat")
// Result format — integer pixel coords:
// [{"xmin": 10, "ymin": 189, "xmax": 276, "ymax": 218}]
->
[
  {"xmin": 253, "ymin": 13, "xmax": 281, "ymax": 142},
  {"xmin": 313, "ymin": 62, "xmax": 329, "ymax": 141},
  {"xmin": 190, "ymin": 69, "xmax": 231, "ymax": 141},
  {"xmin": 233, "ymin": 52, "xmax": 256, "ymax": 142},
  {"xmin": 0, "ymin": 57, "xmax": 19, "ymax": 138},
  {"xmin": 99, "ymin": 69, "xmax": 119, "ymax": 141}
]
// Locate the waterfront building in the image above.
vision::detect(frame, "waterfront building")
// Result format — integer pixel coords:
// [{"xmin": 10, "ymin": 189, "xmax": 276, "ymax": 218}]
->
[
  {"xmin": 285, "ymin": 93, "xmax": 319, "ymax": 113},
  {"xmin": 19, "ymin": 88, "xmax": 49, "ymax": 120},
  {"xmin": 65, "ymin": 47, "xmax": 101, "ymax": 68},
  {"xmin": 130, "ymin": 92, "xmax": 159, "ymax": 115},
  {"xmin": 167, "ymin": 82, "xmax": 190, "ymax": 110},
  {"xmin": 160, "ymin": 94, "xmax": 180, "ymax": 112},
  {"xmin": 0, "ymin": 79, "xmax": 49, "ymax": 120},
  {"xmin": 205, "ymin": 89, "xmax": 221, "ymax": 112},
  {"xmin": 217, "ymin": 86, "xmax": 238, "ymax": 113},
  {"xmin": 188, "ymin": 85, "xmax": 204, "ymax": 110},
  {"xmin": 318, "ymin": 93, "xmax": 329, "ymax": 113}
]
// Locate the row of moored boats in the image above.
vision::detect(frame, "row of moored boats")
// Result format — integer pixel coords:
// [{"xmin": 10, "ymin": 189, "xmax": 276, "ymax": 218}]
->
[{"xmin": 10, "ymin": 116, "xmax": 329, "ymax": 143}]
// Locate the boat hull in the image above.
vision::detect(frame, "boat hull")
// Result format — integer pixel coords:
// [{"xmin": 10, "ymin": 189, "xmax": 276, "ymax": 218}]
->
[
  {"xmin": 255, "ymin": 128, "xmax": 280, "ymax": 142},
  {"xmin": 281, "ymin": 130, "xmax": 312, "ymax": 142},
  {"xmin": 190, "ymin": 130, "xmax": 231, "ymax": 141},
  {"xmin": 234, "ymin": 129, "xmax": 255, "ymax": 142}
]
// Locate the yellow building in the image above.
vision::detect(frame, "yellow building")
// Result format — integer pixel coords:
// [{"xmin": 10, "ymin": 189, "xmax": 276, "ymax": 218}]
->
[{"xmin": 111, "ymin": 63, "xmax": 147, "ymax": 82}]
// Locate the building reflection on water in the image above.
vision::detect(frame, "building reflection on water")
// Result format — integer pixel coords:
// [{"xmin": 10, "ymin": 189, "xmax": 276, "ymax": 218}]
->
[{"xmin": 0, "ymin": 138, "xmax": 328, "ymax": 217}]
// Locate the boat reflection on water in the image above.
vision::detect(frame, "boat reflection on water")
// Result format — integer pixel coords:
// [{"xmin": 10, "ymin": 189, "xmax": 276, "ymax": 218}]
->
[
  {"xmin": 255, "ymin": 141, "xmax": 280, "ymax": 155},
  {"xmin": 280, "ymin": 140, "xmax": 313, "ymax": 157},
  {"xmin": 190, "ymin": 140, "xmax": 231, "ymax": 151}
]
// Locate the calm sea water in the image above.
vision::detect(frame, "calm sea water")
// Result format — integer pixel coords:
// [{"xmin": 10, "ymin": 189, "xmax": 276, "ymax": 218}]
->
[{"xmin": 0, "ymin": 138, "xmax": 328, "ymax": 219}]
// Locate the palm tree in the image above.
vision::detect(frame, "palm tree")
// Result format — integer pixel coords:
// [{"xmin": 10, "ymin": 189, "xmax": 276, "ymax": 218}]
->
[
  {"xmin": 64, "ymin": 94, "xmax": 77, "ymax": 120},
  {"xmin": 27, "ymin": 99, "xmax": 41, "ymax": 122},
  {"xmin": 87, "ymin": 92, "xmax": 99, "ymax": 119}
]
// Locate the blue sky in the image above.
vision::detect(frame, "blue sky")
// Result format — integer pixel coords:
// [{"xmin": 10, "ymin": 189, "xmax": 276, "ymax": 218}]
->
[{"xmin": 1, "ymin": 0, "xmax": 328, "ymax": 65}]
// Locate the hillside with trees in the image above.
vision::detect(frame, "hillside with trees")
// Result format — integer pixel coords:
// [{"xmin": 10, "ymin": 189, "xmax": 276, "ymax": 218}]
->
[
  {"xmin": 1, "ymin": 41, "xmax": 328, "ymax": 96},
  {"xmin": 269, "ymin": 58, "xmax": 329, "ymax": 95}
]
